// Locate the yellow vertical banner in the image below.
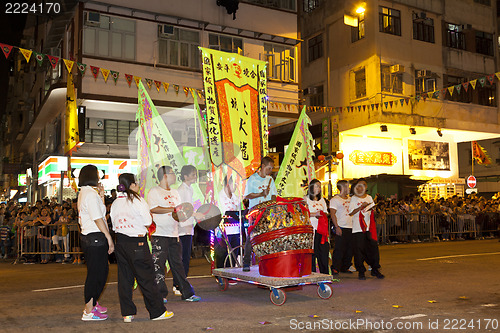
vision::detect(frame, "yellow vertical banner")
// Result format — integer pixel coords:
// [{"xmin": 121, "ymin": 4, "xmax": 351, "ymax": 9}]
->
[
  {"xmin": 200, "ymin": 47, "xmax": 268, "ymax": 178},
  {"xmin": 64, "ymin": 73, "xmax": 80, "ymax": 155}
]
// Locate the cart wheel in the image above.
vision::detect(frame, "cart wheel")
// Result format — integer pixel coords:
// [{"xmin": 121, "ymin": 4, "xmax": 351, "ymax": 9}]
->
[
  {"xmin": 270, "ymin": 288, "xmax": 286, "ymax": 306},
  {"xmin": 217, "ymin": 277, "xmax": 228, "ymax": 291},
  {"xmin": 317, "ymin": 283, "xmax": 332, "ymax": 299}
]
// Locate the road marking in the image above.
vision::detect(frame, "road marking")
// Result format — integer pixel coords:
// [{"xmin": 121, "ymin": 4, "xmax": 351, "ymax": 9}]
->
[
  {"xmin": 391, "ymin": 314, "xmax": 427, "ymax": 321},
  {"xmin": 32, "ymin": 274, "xmax": 213, "ymax": 292},
  {"xmin": 417, "ymin": 252, "xmax": 500, "ymax": 261}
]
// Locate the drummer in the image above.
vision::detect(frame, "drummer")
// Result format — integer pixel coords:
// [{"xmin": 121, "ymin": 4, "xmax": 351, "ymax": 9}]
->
[
  {"xmin": 242, "ymin": 156, "xmax": 277, "ymax": 271},
  {"xmin": 215, "ymin": 175, "xmax": 241, "ymax": 269}
]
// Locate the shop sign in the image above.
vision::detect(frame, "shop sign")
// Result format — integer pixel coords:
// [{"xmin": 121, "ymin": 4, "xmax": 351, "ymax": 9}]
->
[
  {"xmin": 467, "ymin": 175, "xmax": 476, "ymax": 188},
  {"xmin": 18, "ymin": 174, "xmax": 27, "ymax": 186},
  {"xmin": 349, "ymin": 150, "xmax": 397, "ymax": 166}
]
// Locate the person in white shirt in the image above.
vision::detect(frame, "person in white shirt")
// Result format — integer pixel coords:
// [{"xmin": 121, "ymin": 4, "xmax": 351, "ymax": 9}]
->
[
  {"xmin": 242, "ymin": 156, "xmax": 277, "ymax": 271},
  {"xmin": 349, "ymin": 178, "xmax": 384, "ymax": 280},
  {"xmin": 329, "ymin": 180, "xmax": 353, "ymax": 275},
  {"xmin": 175, "ymin": 165, "xmax": 197, "ymax": 294},
  {"xmin": 147, "ymin": 166, "xmax": 201, "ymax": 302},
  {"xmin": 77, "ymin": 164, "xmax": 114, "ymax": 321},
  {"xmin": 111, "ymin": 173, "xmax": 173, "ymax": 322},
  {"xmin": 305, "ymin": 179, "xmax": 329, "ymax": 274}
]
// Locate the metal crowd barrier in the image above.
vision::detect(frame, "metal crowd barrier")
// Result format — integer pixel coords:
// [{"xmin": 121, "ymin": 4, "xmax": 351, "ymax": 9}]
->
[{"xmin": 15, "ymin": 223, "xmax": 83, "ymax": 263}]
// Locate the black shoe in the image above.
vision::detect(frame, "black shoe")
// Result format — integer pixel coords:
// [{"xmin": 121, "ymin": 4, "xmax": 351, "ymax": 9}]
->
[
  {"xmin": 358, "ymin": 272, "xmax": 366, "ymax": 280},
  {"xmin": 371, "ymin": 270, "xmax": 385, "ymax": 279},
  {"xmin": 242, "ymin": 265, "xmax": 250, "ymax": 272}
]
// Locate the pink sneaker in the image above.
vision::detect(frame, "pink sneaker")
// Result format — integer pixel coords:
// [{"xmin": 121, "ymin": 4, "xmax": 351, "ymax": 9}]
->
[
  {"xmin": 94, "ymin": 302, "xmax": 107, "ymax": 314},
  {"xmin": 82, "ymin": 307, "xmax": 108, "ymax": 321}
]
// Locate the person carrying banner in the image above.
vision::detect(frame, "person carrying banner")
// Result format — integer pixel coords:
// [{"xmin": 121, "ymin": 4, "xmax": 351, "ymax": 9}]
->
[
  {"xmin": 330, "ymin": 180, "xmax": 354, "ymax": 275},
  {"xmin": 147, "ymin": 166, "xmax": 201, "ymax": 302},
  {"xmin": 348, "ymin": 178, "xmax": 385, "ymax": 280},
  {"xmin": 78, "ymin": 164, "xmax": 114, "ymax": 321},
  {"xmin": 242, "ymin": 156, "xmax": 277, "ymax": 271},
  {"xmin": 111, "ymin": 173, "xmax": 173, "ymax": 322},
  {"xmin": 175, "ymin": 164, "xmax": 198, "ymax": 296},
  {"xmin": 305, "ymin": 179, "xmax": 329, "ymax": 274}
]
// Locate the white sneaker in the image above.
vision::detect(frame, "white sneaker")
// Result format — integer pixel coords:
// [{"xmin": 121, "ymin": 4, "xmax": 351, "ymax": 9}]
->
[
  {"xmin": 348, "ymin": 265, "xmax": 356, "ymax": 272},
  {"xmin": 123, "ymin": 315, "xmax": 134, "ymax": 323},
  {"xmin": 173, "ymin": 286, "xmax": 182, "ymax": 296},
  {"xmin": 152, "ymin": 310, "xmax": 174, "ymax": 321}
]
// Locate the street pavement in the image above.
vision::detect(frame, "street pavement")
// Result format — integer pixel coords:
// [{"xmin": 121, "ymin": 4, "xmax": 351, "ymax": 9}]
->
[{"xmin": 0, "ymin": 239, "xmax": 499, "ymax": 332}]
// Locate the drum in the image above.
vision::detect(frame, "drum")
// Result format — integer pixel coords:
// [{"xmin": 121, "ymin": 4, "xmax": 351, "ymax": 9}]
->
[{"xmin": 247, "ymin": 197, "xmax": 313, "ymax": 277}]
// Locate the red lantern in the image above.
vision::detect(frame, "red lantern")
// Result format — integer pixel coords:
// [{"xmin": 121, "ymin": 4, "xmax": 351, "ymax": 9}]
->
[
  {"xmin": 336, "ymin": 152, "xmax": 344, "ymax": 159},
  {"xmin": 318, "ymin": 155, "xmax": 325, "ymax": 161}
]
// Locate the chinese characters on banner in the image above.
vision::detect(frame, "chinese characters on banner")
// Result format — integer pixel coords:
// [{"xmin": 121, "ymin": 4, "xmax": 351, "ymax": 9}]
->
[
  {"xmin": 331, "ymin": 115, "xmax": 340, "ymax": 153},
  {"xmin": 275, "ymin": 108, "xmax": 316, "ymax": 198},
  {"xmin": 200, "ymin": 47, "xmax": 269, "ymax": 178},
  {"xmin": 64, "ymin": 73, "xmax": 81, "ymax": 155},
  {"xmin": 349, "ymin": 151, "xmax": 397, "ymax": 166}
]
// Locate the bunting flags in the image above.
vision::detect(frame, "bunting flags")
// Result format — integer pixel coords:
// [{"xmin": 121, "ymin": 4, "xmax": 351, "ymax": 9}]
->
[
  {"xmin": 200, "ymin": 47, "xmax": 268, "ymax": 178},
  {"xmin": 77, "ymin": 62, "xmax": 86, "ymax": 75},
  {"xmin": 47, "ymin": 55, "xmax": 59, "ymax": 69},
  {"xmin": 63, "ymin": 59, "xmax": 74, "ymax": 73},
  {"xmin": 90, "ymin": 65, "xmax": 99, "ymax": 80},
  {"xmin": 0, "ymin": 43, "xmax": 13, "ymax": 59},
  {"xmin": 134, "ymin": 76, "xmax": 141, "ymax": 87},
  {"xmin": 34, "ymin": 52, "xmax": 44, "ymax": 66},
  {"xmin": 154, "ymin": 80, "xmax": 161, "ymax": 92},
  {"xmin": 183, "ymin": 86, "xmax": 189, "ymax": 97},
  {"xmin": 19, "ymin": 48, "xmax": 32, "ymax": 63},
  {"xmin": 472, "ymin": 141, "xmax": 492, "ymax": 165},
  {"xmin": 173, "ymin": 84, "xmax": 179, "ymax": 95},
  {"xmin": 101, "ymin": 68, "xmax": 110, "ymax": 83},
  {"xmin": 125, "ymin": 74, "xmax": 133, "ymax": 87},
  {"xmin": 275, "ymin": 107, "xmax": 316, "ymax": 197},
  {"xmin": 64, "ymin": 73, "xmax": 80, "ymax": 155},
  {"xmin": 163, "ymin": 82, "xmax": 169, "ymax": 94},
  {"xmin": 470, "ymin": 79, "xmax": 477, "ymax": 90},
  {"xmin": 110, "ymin": 70, "xmax": 119, "ymax": 84},
  {"xmin": 145, "ymin": 78, "xmax": 152, "ymax": 89}
]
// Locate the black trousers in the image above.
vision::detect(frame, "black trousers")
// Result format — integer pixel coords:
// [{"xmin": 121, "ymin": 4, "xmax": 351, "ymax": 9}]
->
[
  {"xmin": 81, "ymin": 232, "xmax": 109, "ymax": 306},
  {"xmin": 173, "ymin": 234, "xmax": 192, "ymax": 288},
  {"xmin": 331, "ymin": 227, "xmax": 353, "ymax": 272},
  {"xmin": 352, "ymin": 232, "xmax": 381, "ymax": 274},
  {"xmin": 151, "ymin": 236, "xmax": 194, "ymax": 300},
  {"xmin": 312, "ymin": 232, "xmax": 330, "ymax": 274},
  {"xmin": 115, "ymin": 234, "xmax": 166, "ymax": 318}
]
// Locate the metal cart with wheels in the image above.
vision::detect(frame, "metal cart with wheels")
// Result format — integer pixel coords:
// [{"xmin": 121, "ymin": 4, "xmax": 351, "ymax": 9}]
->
[{"xmin": 213, "ymin": 266, "xmax": 336, "ymax": 306}]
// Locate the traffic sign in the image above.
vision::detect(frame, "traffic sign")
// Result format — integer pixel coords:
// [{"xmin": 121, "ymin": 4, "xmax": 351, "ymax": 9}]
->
[{"xmin": 467, "ymin": 175, "xmax": 476, "ymax": 188}]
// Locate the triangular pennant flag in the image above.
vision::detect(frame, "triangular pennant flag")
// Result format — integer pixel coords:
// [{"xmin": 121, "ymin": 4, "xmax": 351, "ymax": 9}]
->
[
  {"xmin": 357, "ymin": 105, "xmax": 361, "ymax": 111},
  {"xmin": 19, "ymin": 48, "xmax": 32, "ymax": 63},
  {"xmin": 463, "ymin": 81, "xmax": 469, "ymax": 92},
  {"xmin": 145, "ymin": 78, "xmax": 153, "ymax": 89},
  {"xmin": 470, "ymin": 79, "xmax": 477, "ymax": 90},
  {"xmin": 405, "ymin": 98, "xmax": 410, "ymax": 105},
  {"xmin": 400, "ymin": 99, "xmax": 404, "ymax": 106},
  {"xmin": 455, "ymin": 84, "xmax": 461, "ymax": 95},
  {"xmin": 495, "ymin": 72, "xmax": 500, "ymax": 81},
  {"xmin": 197, "ymin": 89, "xmax": 203, "ymax": 99},
  {"xmin": 77, "ymin": 62, "xmax": 86, "ymax": 75},
  {"xmin": 448, "ymin": 86, "xmax": 454, "ymax": 96},
  {"xmin": 0, "ymin": 43, "xmax": 13, "ymax": 59},
  {"xmin": 410, "ymin": 97, "xmax": 415, "ymax": 104},
  {"xmin": 189, "ymin": 87, "xmax": 196, "ymax": 99},
  {"xmin": 415, "ymin": 95, "xmax": 421, "ymax": 102},
  {"xmin": 384, "ymin": 102, "xmax": 388, "ymax": 109},
  {"xmin": 487, "ymin": 74, "xmax": 495, "ymax": 85},
  {"xmin": 110, "ymin": 70, "xmax": 119, "ymax": 85},
  {"xmin": 34, "ymin": 52, "xmax": 45, "ymax": 66},
  {"xmin": 363, "ymin": 105, "xmax": 366, "ymax": 111},
  {"xmin": 427, "ymin": 92, "xmax": 433, "ymax": 99},
  {"xmin": 389, "ymin": 101, "xmax": 393, "ymax": 108},
  {"xmin": 174, "ymin": 84, "xmax": 180, "ymax": 95},
  {"xmin": 134, "ymin": 76, "xmax": 141, "ymax": 87},
  {"xmin": 375, "ymin": 104, "xmax": 379, "ymax": 110},
  {"xmin": 183, "ymin": 87, "xmax": 190, "ymax": 97},
  {"xmin": 90, "ymin": 66, "xmax": 100, "ymax": 81},
  {"xmin": 370, "ymin": 104, "xmax": 374, "ymax": 110},
  {"xmin": 63, "ymin": 59, "xmax": 74, "ymax": 73},
  {"xmin": 350, "ymin": 106, "xmax": 354, "ymax": 112},
  {"xmin": 47, "ymin": 55, "xmax": 59, "ymax": 69},
  {"xmin": 125, "ymin": 74, "xmax": 133, "ymax": 87},
  {"xmin": 478, "ymin": 77, "xmax": 486, "ymax": 87},
  {"xmin": 154, "ymin": 80, "xmax": 161, "ymax": 92},
  {"xmin": 100, "ymin": 68, "xmax": 110, "ymax": 83},
  {"xmin": 434, "ymin": 90, "xmax": 440, "ymax": 98}
]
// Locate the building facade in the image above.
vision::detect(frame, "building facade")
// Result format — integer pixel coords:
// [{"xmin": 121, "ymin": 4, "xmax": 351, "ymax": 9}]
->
[
  {"xmin": 4, "ymin": 0, "xmax": 300, "ymax": 201},
  {"xmin": 299, "ymin": 0, "xmax": 500, "ymax": 198}
]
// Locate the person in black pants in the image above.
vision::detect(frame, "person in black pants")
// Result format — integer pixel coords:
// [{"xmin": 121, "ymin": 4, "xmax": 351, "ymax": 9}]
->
[
  {"xmin": 110, "ymin": 173, "xmax": 173, "ymax": 322},
  {"xmin": 330, "ymin": 180, "xmax": 354, "ymax": 274}
]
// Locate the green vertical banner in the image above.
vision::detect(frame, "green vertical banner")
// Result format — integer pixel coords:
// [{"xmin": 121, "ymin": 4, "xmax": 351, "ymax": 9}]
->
[
  {"xmin": 275, "ymin": 107, "xmax": 316, "ymax": 198},
  {"xmin": 321, "ymin": 117, "xmax": 330, "ymax": 154},
  {"xmin": 331, "ymin": 115, "xmax": 340, "ymax": 153}
]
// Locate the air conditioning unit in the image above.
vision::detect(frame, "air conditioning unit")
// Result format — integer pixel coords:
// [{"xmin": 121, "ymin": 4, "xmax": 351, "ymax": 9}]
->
[
  {"xmin": 390, "ymin": 64, "xmax": 404, "ymax": 73},
  {"xmin": 417, "ymin": 70, "xmax": 432, "ymax": 78},
  {"xmin": 158, "ymin": 24, "xmax": 175, "ymax": 38},
  {"xmin": 84, "ymin": 11, "xmax": 101, "ymax": 27},
  {"xmin": 88, "ymin": 118, "xmax": 104, "ymax": 130}
]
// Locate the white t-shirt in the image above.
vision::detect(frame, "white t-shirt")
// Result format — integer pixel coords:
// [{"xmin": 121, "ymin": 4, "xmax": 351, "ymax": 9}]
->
[
  {"xmin": 349, "ymin": 195, "xmax": 374, "ymax": 233},
  {"xmin": 177, "ymin": 182, "xmax": 196, "ymax": 236},
  {"xmin": 305, "ymin": 197, "xmax": 328, "ymax": 230},
  {"xmin": 244, "ymin": 173, "xmax": 278, "ymax": 209},
  {"xmin": 147, "ymin": 186, "xmax": 181, "ymax": 237},
  {"xmin": 329, "ymin": 195, "xmax": 352, "ymax": 229},
  {"xmin": 219, "ymin": 189, "xmax": 240, "ymax": 213},
  {"xmin": 78, "ymin": 186, "xmax": 107, "ymax": 235},
  {"xmin": 110, "ymin": 195, "xmax": 152, "ymax": 237}
]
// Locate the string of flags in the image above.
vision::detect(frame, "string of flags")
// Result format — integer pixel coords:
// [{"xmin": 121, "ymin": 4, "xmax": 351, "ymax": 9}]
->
[
  {"xmin": 2, "ymin": 41, "xmax": 498, "ymax": 113},
  {"xmin": 0, "ymin": 42, "xmax": 205, "ymax": 100}
]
